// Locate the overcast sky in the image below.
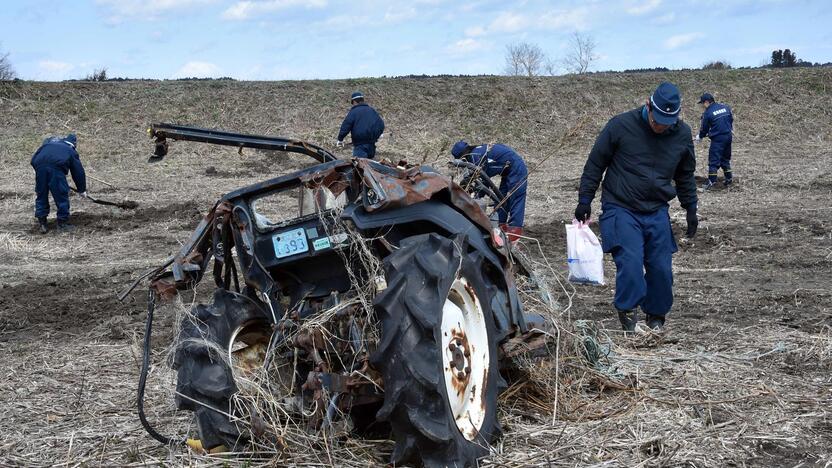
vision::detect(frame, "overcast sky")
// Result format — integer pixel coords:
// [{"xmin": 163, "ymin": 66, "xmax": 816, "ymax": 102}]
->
[{"xmin": 2, "ymin": 0, "xmax": 831, "ymax": 80}]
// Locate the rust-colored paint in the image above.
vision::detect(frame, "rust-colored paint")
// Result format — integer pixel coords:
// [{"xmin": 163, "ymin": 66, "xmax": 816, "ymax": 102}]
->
[
  {"xmin": 149, "ymin": 276, "xmax": 178, "ymax": 300},
  {"xmin": 353, "ymin": 159, "xmax": 494, "ymax": 235},
  {"xmin": 300, "ymin": 166, "xmax": 351, "ymax": 198},
  {"xmin": 480, "ymin": 368, "xmax": 489, "ymax": 413},
  {"xmin": 447, "ymin": 328, "xmax": 471, "ymax": 397}
]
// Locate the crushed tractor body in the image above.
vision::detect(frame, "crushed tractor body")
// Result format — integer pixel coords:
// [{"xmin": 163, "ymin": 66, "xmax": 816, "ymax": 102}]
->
[{"xmin": 131, "ymin": 124, "xmax": 550, "ymax": 467}]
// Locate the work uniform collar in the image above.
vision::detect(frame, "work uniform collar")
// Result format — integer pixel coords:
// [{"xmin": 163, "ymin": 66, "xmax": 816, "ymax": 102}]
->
[{"xmin": 640, "ymin": 105, "xmax": 676, "ymax": 135}]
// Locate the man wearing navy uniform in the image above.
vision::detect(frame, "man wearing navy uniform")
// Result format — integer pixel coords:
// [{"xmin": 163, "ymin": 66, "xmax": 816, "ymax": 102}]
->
[
  {"xmin": 695, "ymin": 93, "xmax": 734, "ymax": 189},
  {"xmin": 31, "ymin": 133, "xmax": 87, "ymax": 233},
  {"xmin": 336, "ymin": 91, "xmax": 385, "ymax": 158},
  {"xmin": 574, "ymin": 82, "xmax": 698, "ymax": 332},
  {"xmin": 451, "ymin": 141, "xmax": 528, "ymax": 243}
]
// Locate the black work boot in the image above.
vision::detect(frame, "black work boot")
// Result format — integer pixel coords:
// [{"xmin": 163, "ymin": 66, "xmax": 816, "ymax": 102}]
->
[
  {"xmin": 56, "ymin": 220, "xmax": 75, "ymax": 232},
  {"xmin": 617, "ymin": 309, "xmax": 638, "ymax": 333},
  {"xmin": 37, "ymin": 217, "xmax": 49, "ymax": 234},
  {"xmin": 646, "ymin": 313, "xmax": 665, "ymax": 331}
]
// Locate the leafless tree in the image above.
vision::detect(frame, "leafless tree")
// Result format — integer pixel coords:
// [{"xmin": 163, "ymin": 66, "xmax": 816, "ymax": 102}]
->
[
  {"xmin": 84, "ymin": 67, "xmax": 108, "ymax": 81},
  {"xmin": 504, "ymin": 42, "xmax": 547, "ymax": 77},
  {"xmin": 0, "ymin": 44, "xmax": 16, "ymax": 80},
  {"xmin": 562, "ymin": 32, "xmax": 598, "ymax": 74},
  {"xmin": 544, "ymin": 60, "xmax": 559, "ymax": 76}
]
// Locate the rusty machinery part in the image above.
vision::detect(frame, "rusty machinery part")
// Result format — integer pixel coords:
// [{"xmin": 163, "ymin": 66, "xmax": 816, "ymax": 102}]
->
[
  {"xmin": 172, "ymin": 288, "xmax": 272, "ymax": 450},
  {"xmin": 126, "ymin": 124, "xmax": 554, "ymax": 466},
  {"xmin": 147, "ymin": 123, "xmax": 337, "ymax": 164},
  {"xmin": 371, "ymin": 233, "xmax": 505, "ymax": 468},
  {"xmin": 448, "ymin": 159, "xmax": 505, "ymax": 206}
]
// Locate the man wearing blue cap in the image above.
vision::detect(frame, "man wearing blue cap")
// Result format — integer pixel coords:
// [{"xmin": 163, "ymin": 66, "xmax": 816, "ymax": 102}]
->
[
  {"xmin": 451, "ymin": 141, "xmax": 528, "ymax": 242},
  {"xmin": 336, "ymin": 91, "xmax": 385, "ymax": 158},
  {"xmin": 31, "ymin": 134, "xmax": 88, "ymax": 233},
  {"xmin": 574, "ymin": 82, "xmax": 698, "ymax": 332},
  {"xmin": 695, "ymin": 93, "xmax": 734, "ymax": 189}
]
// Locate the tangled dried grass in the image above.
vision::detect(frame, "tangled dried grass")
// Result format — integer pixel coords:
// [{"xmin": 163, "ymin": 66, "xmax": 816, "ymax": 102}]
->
[{"xmin": 155, "ymin": 207, "xmax": 646, "ymax": 467}]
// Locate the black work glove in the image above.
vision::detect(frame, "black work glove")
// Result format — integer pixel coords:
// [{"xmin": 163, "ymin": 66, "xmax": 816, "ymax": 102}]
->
[
  {"xmin": 574, "ymin": 203, "xmax": 591, "ymax": 223},
  {"xmin": 685, "ymin": 205, "xmax": 698, "ymax": 238}
]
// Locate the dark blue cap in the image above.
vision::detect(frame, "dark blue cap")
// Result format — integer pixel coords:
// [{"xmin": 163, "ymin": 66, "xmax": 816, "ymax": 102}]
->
[
  {"xmin": 451, "ymin": 140, "xmax": 468, "ymax": 158},
  {"xmin": 350, "ymin": 91, "xmax": 364, "ymax": 101},
  {"xmin": 698, "ymin": 93, "xmax": 714, "ymax": 104},
  {"xmin": 65, "ymin": 133, "xmax": 77, "ymax": 146},
  {"xmin": 650, "ymin": 82, "xmax": 681, "ymax": 126}
]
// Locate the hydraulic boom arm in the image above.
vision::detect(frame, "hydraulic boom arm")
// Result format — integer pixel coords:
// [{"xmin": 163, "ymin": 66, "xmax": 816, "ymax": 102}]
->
[{"xmin": 148, "ymin": 123, "xmax": 338, "ymax": 163}]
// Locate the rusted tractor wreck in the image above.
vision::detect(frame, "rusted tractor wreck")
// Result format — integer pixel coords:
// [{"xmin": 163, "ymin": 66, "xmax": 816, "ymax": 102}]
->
[{"xmin": 129, "ymin": 124, "xmax": 550, "ymax": 467}]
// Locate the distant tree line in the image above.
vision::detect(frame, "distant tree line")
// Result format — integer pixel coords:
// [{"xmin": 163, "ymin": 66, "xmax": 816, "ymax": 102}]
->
[
  {"xmin": 620, "ymin": 67, "xmax": 671, "ymax": 73},
  {"xmin": 501, "ymin": 40, "xmax": 830, "ymax": 77},
  {"xmin": 175, "ymin": 76, "xmax": 236, "ymax": 81},
  {"xmin": 66, "ymin": 76, "xmax": 237, "ymax": 82},
  {"xmin": 770, "ymin": 49, "xmax": 825, "ymax": 68}
]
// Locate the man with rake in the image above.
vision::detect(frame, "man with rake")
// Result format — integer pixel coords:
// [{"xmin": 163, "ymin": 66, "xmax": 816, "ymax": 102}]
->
[
  {"xmin": 574, "ymin": 82, "xmax": 698, "ymax": 332},
  {"xmin": 31, "ymin": 133, "xmax": 87, "ymax": 233}
]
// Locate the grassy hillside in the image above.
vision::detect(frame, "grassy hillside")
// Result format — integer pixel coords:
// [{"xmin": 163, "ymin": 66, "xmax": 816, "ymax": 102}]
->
[{"xmin": 2, "ymin": 68, "xmax": 830, "ymax": 218}]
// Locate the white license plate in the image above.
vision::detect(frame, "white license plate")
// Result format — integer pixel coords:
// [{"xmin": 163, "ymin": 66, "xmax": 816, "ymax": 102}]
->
[{"xmin": 272, "ymin": 228, "xmax": 309, "ymax": 259}]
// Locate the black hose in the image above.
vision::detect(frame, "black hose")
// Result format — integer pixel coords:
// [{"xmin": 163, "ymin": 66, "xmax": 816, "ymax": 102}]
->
[
  {"xmin": 137, "ymin": 288, "xmax": 185, "ymax": 446},
  {"xmin": 449, "ymin": 159, "xmax": 505, "ymax": 201}
]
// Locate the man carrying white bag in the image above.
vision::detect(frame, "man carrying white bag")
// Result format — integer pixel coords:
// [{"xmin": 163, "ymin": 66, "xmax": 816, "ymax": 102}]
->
[
  {"xmin": 573, "ymin": 82, "xmax": 699, "ymax": 333},
  {"xmin": 566, "ymin": 221, "xmax": 605, "ymax": 285}
]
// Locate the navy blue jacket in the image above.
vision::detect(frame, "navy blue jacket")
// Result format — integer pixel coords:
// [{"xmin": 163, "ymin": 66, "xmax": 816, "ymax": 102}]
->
[
  {"xmin": 698, "ymin": 102, "xmax": 733, "ymax": 139},
  {"xmin": 579, "ymin": 107, "xmax": 697, "ymax": 212},
  {"xmin": 337, "ymin": 103, "xmax": 385, "ymax": 145},
  {"xmin": 462, "ymin": 143, "xmax": 527, "ymax": 179},
  {"xmin": 459, "ymin": 143, "xmax": 528, "ymax": 226},
  {"xmin": 31, "ymin": 138, "xmax": 87, "ymax": 193}
]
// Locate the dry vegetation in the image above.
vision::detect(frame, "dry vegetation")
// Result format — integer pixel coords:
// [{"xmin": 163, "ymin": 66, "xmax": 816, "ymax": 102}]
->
[{"xmin": 1, "ymin": 67, "xmax": 831, "ymax": 466}]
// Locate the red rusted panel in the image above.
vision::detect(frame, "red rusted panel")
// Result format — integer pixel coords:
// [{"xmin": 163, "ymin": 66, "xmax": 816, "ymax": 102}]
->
[{"xmin": 354, "ymin": 159, "xmax": 494, "ymax": 234}]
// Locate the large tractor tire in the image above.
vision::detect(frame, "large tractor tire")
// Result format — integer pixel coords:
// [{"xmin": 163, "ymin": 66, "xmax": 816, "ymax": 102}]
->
[
  {"xmin": 173, "ymin": 288, "xmax": 271, "ymax": 450},
  {"xmin": 372, "ymin": 233, "xmax": 505, "ymax": 467}
]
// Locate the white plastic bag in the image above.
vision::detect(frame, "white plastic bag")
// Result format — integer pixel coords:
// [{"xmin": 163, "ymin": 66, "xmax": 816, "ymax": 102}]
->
[{"xmin": 566, "ymin": 220, "xmax": 605, "ymax": 285}]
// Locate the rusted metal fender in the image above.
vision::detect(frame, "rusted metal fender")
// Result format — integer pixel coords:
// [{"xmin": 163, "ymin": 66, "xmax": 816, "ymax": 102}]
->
[{"xmin": 353, "ymin": 158, "xmax": 495, "ymax": 235}]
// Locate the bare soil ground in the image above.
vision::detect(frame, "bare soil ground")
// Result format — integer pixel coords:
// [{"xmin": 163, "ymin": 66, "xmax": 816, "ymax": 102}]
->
[{"xmin": 1, "ymin": 68, "xmax": 830, "ymax": 466}]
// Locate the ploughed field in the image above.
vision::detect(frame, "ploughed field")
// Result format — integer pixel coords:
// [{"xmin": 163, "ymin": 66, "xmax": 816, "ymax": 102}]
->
[{"xmin": 1, "ymin": 68, "xmax": 830, "ymax": 466}]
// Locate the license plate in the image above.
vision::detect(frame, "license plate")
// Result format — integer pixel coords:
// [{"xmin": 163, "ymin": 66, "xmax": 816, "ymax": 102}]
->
[{"xmin": 272, "ymin": 228, "xmax": 309, "ymax": 259}]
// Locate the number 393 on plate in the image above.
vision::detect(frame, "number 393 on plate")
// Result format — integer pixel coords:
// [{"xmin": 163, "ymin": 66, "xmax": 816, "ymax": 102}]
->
[{"xmin": 272, "ymin": 228, "xmax": 309, "ymax": 259}]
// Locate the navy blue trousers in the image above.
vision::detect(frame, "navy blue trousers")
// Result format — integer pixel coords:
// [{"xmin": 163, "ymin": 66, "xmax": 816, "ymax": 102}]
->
[
  {"xmin": 497, "ymin": 167, "xmax": 528, "ymax": 227},
  {"xmin": 498, "ymin": 179, "xmax": 527, "ymax": 227},
  {"xmin": 353, "ymin": 143, "xmax": 376, "ymax": 158},
  {"xmin": 708, "ymin": 135, "xmax": 732, "ymax": 183},
  {"xmin": 599, "ymin": 203, "xmax": 677, "ymax": 316},
  {"xmin": 34, "ymin": 166, "xmax": 71, "ymax": 221}
]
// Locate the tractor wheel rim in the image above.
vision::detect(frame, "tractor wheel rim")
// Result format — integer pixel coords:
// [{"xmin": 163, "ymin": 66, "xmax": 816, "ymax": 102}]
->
[
  {"xmin": 441, "ymin": 276, "xmax": 489, "ymax": 441},
  {"xmin": 228, "ymin": 321, "xmax": 270, "ymax": 380}
]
